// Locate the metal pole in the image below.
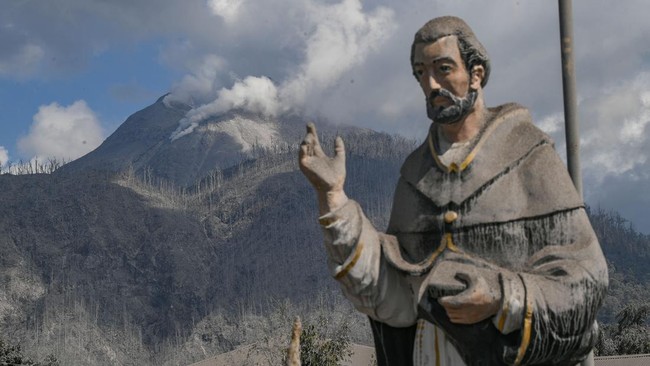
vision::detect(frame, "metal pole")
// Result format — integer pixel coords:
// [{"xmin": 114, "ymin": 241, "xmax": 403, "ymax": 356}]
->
[
  {"xmin": 559, "ymin": 4, "xmax": 592, "ymax": 365},
  {"xmin": 559, "ymin": 0, "xmax": 583, "ymax": 199}
]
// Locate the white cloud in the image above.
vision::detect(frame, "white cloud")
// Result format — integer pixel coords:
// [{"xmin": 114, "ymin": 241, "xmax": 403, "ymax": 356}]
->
[
  {"xmin": 0, "ymin": 147, "xmax": 9, "ymax": 167},
  {"xmin": 0, "ymin": 0, "xmax": 221, "ymax": 78},
  {"xmin": 17, "ymin": 101, "xmax": 105, "ymax": 161},
  {"xmin": 535, "ymin": 112, "xmax": 563, "ymax": 135},
  {"xmin": 620, "ymin": 91, "xmax": 650, "ymax": 142},
  {"xmin": 579, "ymin": 72, "xmax": 650, "ymax": 181},
  {"xmin": 532, "ymin": 112, "xmax": 567, "ymax": 162},
  {"xmin": 207, "ymin": 0, "xmax": 244, "ymax": 23},
  {"xmin": 0, "ymin": 43, "xmax": 45, "ymax": 78},
  {"xmin": 534, "ymin": 72, "xmax": 650, "ymax": 231}
]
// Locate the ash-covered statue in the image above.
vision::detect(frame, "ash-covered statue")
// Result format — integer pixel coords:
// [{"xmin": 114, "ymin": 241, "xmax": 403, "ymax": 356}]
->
[{"xmin": 298, "ymin": 16, "xmax": 607, "ymax": 366}]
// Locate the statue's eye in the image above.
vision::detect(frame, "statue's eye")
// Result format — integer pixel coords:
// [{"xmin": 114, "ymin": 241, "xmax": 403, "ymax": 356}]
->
[
  {"xmin": 415, "ymin": 69, "xmax": 424, "ymax": 76},
  {"xmin": 439, "ymin": 65, "xmax": 452, "ymax": 73}
]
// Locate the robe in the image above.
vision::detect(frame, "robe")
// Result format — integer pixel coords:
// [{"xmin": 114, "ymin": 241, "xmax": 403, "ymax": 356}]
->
[{"xmin": 319, "ymin": 103, "xmax": 608, "ymax": 366}]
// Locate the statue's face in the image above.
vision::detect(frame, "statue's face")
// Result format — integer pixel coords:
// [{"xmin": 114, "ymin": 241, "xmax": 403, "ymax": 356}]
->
[{"xmin": 412, "ymin": 35, "xmax": 479, "ymax": 124}]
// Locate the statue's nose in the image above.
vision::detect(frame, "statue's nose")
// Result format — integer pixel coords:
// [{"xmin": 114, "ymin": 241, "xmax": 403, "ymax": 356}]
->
[{"xmin": 427, "ymin": 74, "xmax": 442, "ymax": 93}]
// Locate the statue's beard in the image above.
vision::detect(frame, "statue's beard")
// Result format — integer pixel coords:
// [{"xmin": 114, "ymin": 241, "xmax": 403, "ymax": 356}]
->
[{"xmin": 426, "ymin": 88, "xmax": 477, "ymax": 125}]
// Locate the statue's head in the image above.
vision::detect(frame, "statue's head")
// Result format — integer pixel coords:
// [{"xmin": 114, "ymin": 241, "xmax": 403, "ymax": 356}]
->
[
  {"xmin": 410, "ymin": 16, "xmax": 490, "ymax": 124},
  {"xmin": 410, "ymin": 16, "xmax": 490, "ymax": 87}
]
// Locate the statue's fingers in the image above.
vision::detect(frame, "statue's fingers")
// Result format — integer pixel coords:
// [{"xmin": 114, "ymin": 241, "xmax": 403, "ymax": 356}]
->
[
  {"xmin": 306, "ymin": 123, "xmax": 321, "ymax": 145},
  {"xmin": 313, "ymin": 141, "xmax": 325, "ymax": 157},
  {"xmin": 306, "ymin": 122, "xmax": 317, "ymax": 136},
  {"xmin": 448, "ymin": 313, "xmax": 472, "ymax": 325},
  {"xmin": 300, "ymin": 133, "xmax": 318, "ymax": 157},
  {"xmin": 334, "ymin": 136, "xmax": 346, "ymax": 164},
  {"xmin": 299, "ymin": 141, "xmax": 310, "ymax": 159},
  {"xmin": 453, "ymin": 271, "xmax": 474, "ymax": 288},
  {"xmin": 445, "ymin": 308, "xmax": 463, "ymax": 319},
  {"xmin": 438, "ymin": 295, "xmax": 462, "ymax": 309},
  {"xmin": 303, "ymin": 122, "xmax": 326, "ymax": 157},
  {"xmin": 438, "ymin": 277, "xmax": 474, "ymax": 308}
]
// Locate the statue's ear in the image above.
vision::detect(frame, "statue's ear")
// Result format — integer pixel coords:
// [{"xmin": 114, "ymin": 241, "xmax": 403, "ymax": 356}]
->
[{"xmin": 470, "ymin": 65, "xmax": 485, "ymax": 89}]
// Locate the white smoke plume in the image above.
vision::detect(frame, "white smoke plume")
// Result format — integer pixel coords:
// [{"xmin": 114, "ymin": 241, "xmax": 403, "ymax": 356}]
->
[
  {"xmin": 164, "ymin": 55, "xmax": 227, "ymax": 107},
  {"xmin": 0, "ymin": 146, "xmax": 9, "ymax": 167},
  {"xmin": 170, "ymin": 75, "xmax": 280, "ymax": 140},
  {"xmin": 279, "ymin": 0, "xmax": 396, "ymax": 106},
  {"xmin": 167, "ymin": 0, "xmax": 396, "ymax": 141},
  {"xmin": 17, "ymin": 100, "xmax": 104, "ymax": 161},
  {"xmin": 200, "ymin": 116, "xmax": 279, "ymax": 152}
]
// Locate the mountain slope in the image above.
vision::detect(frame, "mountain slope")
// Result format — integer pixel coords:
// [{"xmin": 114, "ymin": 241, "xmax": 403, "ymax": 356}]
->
[
  {"xmin": 0, "ymin": 95, "xmax": 414, "ymax": 364},
  {"xmin": 60, "ymin": 95, "xmax": 359, "ymax": 186}
]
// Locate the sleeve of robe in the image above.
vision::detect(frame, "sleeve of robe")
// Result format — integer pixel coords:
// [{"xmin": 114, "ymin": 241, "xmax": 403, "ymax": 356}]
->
[
  {"xmin": 318, "ymin": 199, "xmax": 419, "ymax": 328},
  {"xmin": 492, "ymin": 207, "xmax": 608, "ymax": 365},
  {"xmin": 478, "ymin": 143, "xmax": 609, "ymax": 365}
]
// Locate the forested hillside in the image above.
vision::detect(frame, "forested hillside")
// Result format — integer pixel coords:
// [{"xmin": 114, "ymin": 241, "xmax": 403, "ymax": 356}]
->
[
  {"xmin": 591, "ymin": 207, "xmax": 650, "ymax": 324},
  {"xmin": 0, "ymin": 129, "xmax": 415, "ymax": 365}
]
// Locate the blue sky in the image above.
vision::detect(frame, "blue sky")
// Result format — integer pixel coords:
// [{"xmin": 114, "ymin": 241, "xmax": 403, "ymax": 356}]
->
[
  {"xmin": 1, "ymin": 0, "xmax": 650, "ymax": 233},
  {"xmin": 0, "ymin": 40, "xmax": 177, "ymax": 156}
]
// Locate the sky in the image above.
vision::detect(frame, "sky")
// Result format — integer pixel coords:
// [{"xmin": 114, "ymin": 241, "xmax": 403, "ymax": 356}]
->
[{"xmin": 1, "ymin": 0, "xmax": 649, "ymax": 233}]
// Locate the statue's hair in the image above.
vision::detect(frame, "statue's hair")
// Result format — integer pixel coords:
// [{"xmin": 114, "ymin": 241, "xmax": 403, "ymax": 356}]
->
[{"xmin": 410, "ymin": 16, "xmax": 491, "ymax": 87}]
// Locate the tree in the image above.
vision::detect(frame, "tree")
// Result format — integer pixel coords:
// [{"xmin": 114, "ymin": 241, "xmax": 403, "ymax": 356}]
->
[
  {"xmin": 0, "ymin": 339, "xmax": 59, "ymax": 366},
  {"xmin": 299, "ymin": 315, "xmax": 352, "ymax": 366},
  {"xmin": 596, "ymin": 303, "xmax": 650, "ymax": 356}
]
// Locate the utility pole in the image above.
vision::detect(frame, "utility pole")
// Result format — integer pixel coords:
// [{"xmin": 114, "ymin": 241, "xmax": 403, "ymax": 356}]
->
[
  {"xmin": 559, "ymin": 5, "xmax": 593, "ymax": 366},
  {"xmin": 559, "ymin": 0, "xmax": 583, "ymax": 200}
]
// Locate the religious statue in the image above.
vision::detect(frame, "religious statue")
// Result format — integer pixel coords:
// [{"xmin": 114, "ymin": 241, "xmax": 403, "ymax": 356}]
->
[{"xmin": 298, "ymin": 16, "xmax": 608, "ymax": 366}]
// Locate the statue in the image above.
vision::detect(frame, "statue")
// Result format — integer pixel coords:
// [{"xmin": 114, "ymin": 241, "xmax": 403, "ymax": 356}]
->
[{"xmin": 298, "ymin": 16, "xmax": 608, "ymax": 366}]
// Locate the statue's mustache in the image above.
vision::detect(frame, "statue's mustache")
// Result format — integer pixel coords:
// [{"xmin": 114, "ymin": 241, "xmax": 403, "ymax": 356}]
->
[
  {"xmin": 426, "ymin": 87, "xmax": 478, "ymax": 124},
  {"xmin": 428, "ymin": 88, "xmax": 462, "ymax": 105}
]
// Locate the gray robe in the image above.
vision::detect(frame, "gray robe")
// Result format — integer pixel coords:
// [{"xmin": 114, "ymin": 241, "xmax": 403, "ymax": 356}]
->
[{"xmin": 372, "ymin": 103, "xmax": 608, "ymax": 365}]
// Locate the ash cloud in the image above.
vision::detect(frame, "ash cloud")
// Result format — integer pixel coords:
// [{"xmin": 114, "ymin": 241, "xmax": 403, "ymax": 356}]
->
[
  {"xmin": 166, "ymin": 0, "xmax": 396, "ymax": 140},
  {"xmin": 170, "ymin": 75, "xmax": 280, "ymax": 140}
]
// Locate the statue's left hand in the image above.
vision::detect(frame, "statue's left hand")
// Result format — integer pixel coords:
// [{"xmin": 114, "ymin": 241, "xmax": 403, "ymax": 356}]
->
[{"xmin": 436, "ymin": 264, "xmax": 502, "ymax": 324}]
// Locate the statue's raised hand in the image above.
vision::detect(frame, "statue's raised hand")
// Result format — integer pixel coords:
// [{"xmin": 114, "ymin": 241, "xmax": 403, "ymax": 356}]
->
[{"xmin": 299, "ymin": 123, "xmax": 348, "ymax": 213}]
